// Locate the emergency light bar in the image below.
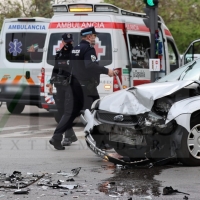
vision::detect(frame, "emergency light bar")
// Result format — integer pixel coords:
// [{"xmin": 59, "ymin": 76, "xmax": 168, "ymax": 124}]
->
[
  {"xmin": 18, "ymin": 18, "xmax": 36, "ymax": 22},
  {"xmin": 68, "ymin": 4, "xmax": 93, "ymax": 12},
  {"xmin": 53, "ymin": 5, "xmax": 68, "ymax": 12},
  {"xmin": 94, "ymin": 5, "xmax": 119, "ymax": 13}
]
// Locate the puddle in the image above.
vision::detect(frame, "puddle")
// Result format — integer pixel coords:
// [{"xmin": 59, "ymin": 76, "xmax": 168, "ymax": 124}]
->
[{"xmin": 98, "ymin": 166, "xmax": 170, "ymax": 197}]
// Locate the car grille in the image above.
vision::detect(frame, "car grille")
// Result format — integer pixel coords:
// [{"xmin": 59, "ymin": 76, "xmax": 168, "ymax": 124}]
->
[{"xmin": 96, "ymin": 111, "xmax": 139, "ymax": 125}]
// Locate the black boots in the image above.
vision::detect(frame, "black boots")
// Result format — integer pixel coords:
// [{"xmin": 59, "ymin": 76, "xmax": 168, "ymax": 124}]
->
[
  {"xmin": 49, "ymin": 138, "xmax": 65, "ymax": 150},
  {"xmin": 62, "ymin": 128, "xmax": 78, "ymax": 146}
]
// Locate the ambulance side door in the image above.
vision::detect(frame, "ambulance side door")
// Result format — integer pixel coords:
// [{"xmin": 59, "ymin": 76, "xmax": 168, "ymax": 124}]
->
[
  {"xmin": 23, "ymin": 22, "xmax": 48, "ymax": 88},
  {"xmin": 125, "ymin": 26, "xmax": 151, "ymax": 86}
]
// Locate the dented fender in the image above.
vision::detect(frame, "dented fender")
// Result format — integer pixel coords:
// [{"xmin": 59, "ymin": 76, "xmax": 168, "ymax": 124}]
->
[{"xmin": 166, "ymin": 96, "xmax": 200, "ymax": 132}]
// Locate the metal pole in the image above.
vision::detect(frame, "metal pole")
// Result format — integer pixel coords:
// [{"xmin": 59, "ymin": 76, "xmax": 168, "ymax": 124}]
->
[{"xmin": 150, "ymin": 8, "xmax": 155, "ymax": 82}]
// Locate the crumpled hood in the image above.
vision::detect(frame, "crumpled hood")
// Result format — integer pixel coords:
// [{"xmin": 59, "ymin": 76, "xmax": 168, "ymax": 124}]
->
[{"xmin": 98, "ymin": 80, "xmax": 195, "ymax": 115}]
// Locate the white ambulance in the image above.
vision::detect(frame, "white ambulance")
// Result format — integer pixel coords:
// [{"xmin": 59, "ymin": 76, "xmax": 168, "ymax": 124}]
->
[
  {"xmin": 40, "ymin": 3, "xmax": 180, "ymax": 121},
  {"xmin": 0, "ymin": 17, "xmax": 50, "ymax": 114}
]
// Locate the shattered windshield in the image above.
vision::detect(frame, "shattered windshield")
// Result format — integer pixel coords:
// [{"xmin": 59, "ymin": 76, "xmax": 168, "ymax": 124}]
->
[{"xmin": 157, "ymin": 59, "xmax": 200, "ymax": 82}]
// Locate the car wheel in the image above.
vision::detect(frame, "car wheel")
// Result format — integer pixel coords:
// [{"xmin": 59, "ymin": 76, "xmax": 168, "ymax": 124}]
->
[
  {"xmin": 6, "ymin": 102, "xmax": 25, "ymax": 114},
  {"xmin": 177, "ymin": 124, "xmax": 200, "ymax": 166}
]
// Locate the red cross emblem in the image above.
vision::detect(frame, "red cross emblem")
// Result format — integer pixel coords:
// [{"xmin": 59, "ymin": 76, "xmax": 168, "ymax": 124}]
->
[
  {"xmin": 55, "ymin": 42, "xmax": 64, "ymax": 52},
  {"xmin": 94, "ymin": 38, "xmax": 106, "ymax": 60}
]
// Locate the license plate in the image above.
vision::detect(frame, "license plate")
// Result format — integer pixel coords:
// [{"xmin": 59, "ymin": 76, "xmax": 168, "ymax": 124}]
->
[
  {"xmin": 109, "ymin": 132, "xmax": 144, "ymax": 146},
  {"xmin": 5, "ymin": 86, "xmax": 22, "ymax": 92}
]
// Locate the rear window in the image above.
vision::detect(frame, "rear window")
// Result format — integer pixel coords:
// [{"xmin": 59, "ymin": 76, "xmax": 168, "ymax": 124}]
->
[
  {"xmin": 6, "ymin": 33, "xmax": 46, "ymax": 63},
  {"xmin": 47, "ymin": 32, "xmax": 112, "ymax": 66}
]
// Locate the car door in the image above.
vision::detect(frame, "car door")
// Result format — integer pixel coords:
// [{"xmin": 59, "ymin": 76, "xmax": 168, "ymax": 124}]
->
[{"xmin": 182, "ymin": 39, "xmax": 200, "ymax": 65}]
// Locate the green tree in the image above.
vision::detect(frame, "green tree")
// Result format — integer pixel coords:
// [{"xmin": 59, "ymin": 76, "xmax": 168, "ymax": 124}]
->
[
  {"xmin": 104, "ymin": 0, "xmax": 200, "ymax": 53},
  {"xmin": 0, "ymin": 0, "xmax": 53, "ymax": 30},
  {"xmin": 0, "ymin": 0, "xmax": 22, "ymax": 28},
  {"xmin": 20, "ymin": 0, "xmax": 53, "ymax": 18}
]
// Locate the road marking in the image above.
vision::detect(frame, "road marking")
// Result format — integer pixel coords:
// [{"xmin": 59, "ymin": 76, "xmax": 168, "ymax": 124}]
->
[
  {"xmin": 0, "ymin": 127, "xmax": 84, "ymax": 138},
  {"xmin": 0, "ymin": 125, "xmax": 44, "ymax": 131}
]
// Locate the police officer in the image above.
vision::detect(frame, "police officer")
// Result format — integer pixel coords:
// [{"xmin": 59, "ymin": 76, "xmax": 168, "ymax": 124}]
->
[
  {"xmin": 49, "ymin": 33, "xmax": 77, "ymax": 149},
  {"xmin": 71, "ymin": 26, "xmax": 114, "ymax": 108},
  {"xmin": 49, "ymin": 27, "xmax": 114, "ymax": 150}
]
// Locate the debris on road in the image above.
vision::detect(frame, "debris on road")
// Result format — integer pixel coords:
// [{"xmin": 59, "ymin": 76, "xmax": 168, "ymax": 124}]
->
[
  {"xmin": 163, "ymin": 186, "xmax": 190, "ymax": 195},
  {"xmin": 0, "ymin": 171, "xmax": 44, "ymax": 189},
  {"xmin": 140, "ymin": 195, "xmax": 152, "ymax": 199},
  {"xmin": 57, "ymin": 167, "xmax": 81, "ymax": 177},
  {"xmin": 13, "ymin": 189, "xmax": 29, "ymax": 195}
]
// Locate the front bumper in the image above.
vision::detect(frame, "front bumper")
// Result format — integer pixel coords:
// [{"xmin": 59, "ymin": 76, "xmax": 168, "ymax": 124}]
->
[{"xmin": 82, "ymin": 109, "xmax": 101, "ymax": 134}]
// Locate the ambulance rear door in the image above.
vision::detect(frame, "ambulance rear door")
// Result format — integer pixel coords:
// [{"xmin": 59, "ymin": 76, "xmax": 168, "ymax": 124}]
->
[
  {"xmin": 42, "ymin": 15, "xmax": 82, "ymax": 107},
  {"xmin": 125, "ymin": 22, "xmax": 151, "ymax": 86},
  {"xmin": 0, "ymin": 19, "xmax": 25, "ymax": 96}
]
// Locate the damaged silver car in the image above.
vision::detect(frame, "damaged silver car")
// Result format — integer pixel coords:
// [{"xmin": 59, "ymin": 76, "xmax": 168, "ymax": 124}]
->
[{"xmin": 82, "ymin": 60, "xmax": 200, "ymax": 166}]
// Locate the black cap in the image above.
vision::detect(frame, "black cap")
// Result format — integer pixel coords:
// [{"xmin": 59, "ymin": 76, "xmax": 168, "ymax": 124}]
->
[
  {"xmin": 80, "ymin": 26, "xmax": 99, "ymax": 36},
  {"xmin": 62, "ymin": 33, "xmax": 73, "ymax": 43}
]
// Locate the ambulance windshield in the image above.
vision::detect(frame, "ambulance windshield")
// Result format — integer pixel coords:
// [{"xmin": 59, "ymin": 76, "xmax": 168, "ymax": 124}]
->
[
  {"xmin": 6, "ymin": 33, "xmax": 46, "ymax": 63},
  {"xmin": 47, "ymin": 32, "xmax": 112, "ymax": 67}
]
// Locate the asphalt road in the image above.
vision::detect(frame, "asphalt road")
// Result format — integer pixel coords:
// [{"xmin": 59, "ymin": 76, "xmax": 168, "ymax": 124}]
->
[{"xmin": 0, "ymin": 103, "xmax": 200, "ymax": 199}]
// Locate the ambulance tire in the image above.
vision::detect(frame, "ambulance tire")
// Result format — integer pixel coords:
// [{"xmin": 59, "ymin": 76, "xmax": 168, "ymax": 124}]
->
[{"xmin": 6, "ymin": 102, "xmax": 25, "ymax": 114}]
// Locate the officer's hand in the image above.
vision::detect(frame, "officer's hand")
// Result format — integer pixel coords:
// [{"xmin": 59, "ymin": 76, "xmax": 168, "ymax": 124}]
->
[
  {"xmin": 49, "ymin": 84, "xmax": 53, "ymax": 94},
  {"xmin": 113, "ymin": 70, "xmax": 119, "ymax": 76},
  {"xmin": 108, "ymin": 69, "xmax": 114, "ymax": 77}
]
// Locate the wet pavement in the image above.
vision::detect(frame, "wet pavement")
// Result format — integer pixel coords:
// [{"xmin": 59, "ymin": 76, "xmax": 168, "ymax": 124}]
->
[{"xmin": 98, "ymin": 166, "xmax": 164, "ymax": 197}]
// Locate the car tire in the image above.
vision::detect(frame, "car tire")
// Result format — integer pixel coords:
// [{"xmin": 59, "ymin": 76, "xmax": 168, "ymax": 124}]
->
[
  {"xmin": 177, "ymin": 124, "xmax": 200, "ymax": 166},
  {"xmin": 6, "ymin": 102, "xmax": 25, "ymax": 114}
]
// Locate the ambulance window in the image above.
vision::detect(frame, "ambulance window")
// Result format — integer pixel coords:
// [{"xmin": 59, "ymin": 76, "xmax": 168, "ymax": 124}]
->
[
  {"xmin": 6, "ymin": 33, "xmax": 46, "ymax": 63},
  {"xmin": 47, "ymin": 32, "xmax": 112, "ymax": 66},
  {"xmin": 167, "ymin": 39, "xmax": 179, "ymax": 72},
  {"xmin": 128, "ymin": 35, "xmax": 150, "ymax": 69},
  {"xmin": 47, "ymin": 33, "xmax": 80, "ymax": 66}
]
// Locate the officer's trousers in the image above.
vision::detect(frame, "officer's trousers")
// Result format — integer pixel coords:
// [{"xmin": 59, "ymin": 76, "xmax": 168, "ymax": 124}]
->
[
  {"xmin": 52, "ymin": 79, "xmax": 99, "ymax": 141},
  {"xmin": 54, "ymin": 85, "xmax": 75, "ymax": 139}
]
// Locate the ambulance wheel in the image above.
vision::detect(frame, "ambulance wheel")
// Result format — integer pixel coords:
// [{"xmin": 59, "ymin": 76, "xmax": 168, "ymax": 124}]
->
[
  {"xmin": 54, "ymin": 112, "xmax": 60, "ymax": 123},
  {"xmin": 6, "ymin": 102, "xmax": 25, "ymax": 114}
]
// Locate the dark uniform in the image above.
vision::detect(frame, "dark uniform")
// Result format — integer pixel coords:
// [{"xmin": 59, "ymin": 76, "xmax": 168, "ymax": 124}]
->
[
  {"xmin": 49, "ymin": 27, "xmax": 109, "ymax": 150},
  {"xmin": 50, "ymin": 33, "xmax": 77, "ymax": 148},
  {"xmin": 71, "ymin": 28, "xmax": 108, "ymax": 109}
]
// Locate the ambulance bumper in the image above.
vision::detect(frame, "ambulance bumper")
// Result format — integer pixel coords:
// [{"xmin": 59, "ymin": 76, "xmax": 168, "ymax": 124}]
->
[{"xmin": 0, "ymin": 84, "xmax": 42, "ymax": 106}]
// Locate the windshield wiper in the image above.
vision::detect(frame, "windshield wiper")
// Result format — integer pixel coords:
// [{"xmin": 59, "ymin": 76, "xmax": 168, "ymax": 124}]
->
[{"xmin": 177, "ymin": 61, "xmax": 196, "ymax": 81}]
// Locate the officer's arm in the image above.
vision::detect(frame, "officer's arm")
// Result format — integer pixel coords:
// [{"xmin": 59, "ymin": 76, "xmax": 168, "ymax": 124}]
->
[
  {"xmin": 50, "ymin": 52, "xmax": 60, "ymax": 84},
  {"xmin": 84, "ymin": 48, "xmax": 108, "ymax": 75}
]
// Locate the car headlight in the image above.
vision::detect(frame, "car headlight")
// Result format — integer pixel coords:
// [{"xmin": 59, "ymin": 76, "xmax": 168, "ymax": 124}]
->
[
  {"xmin": 155, "ymin": 98, "xmax": 173, "ymax": 113},
  {"xmin": 91, "ymin": 99, "xmax": 100, "ymax": 110}
]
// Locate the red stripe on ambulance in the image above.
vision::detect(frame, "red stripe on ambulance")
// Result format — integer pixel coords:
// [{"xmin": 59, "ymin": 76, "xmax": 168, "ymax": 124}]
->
[
  {"xmin": 133, "ymin": 80, "xmax": 151, "ymax": 86},
  {"xmin": 49, "ymin": 21, "xmax": 170, "ymax": 35}
]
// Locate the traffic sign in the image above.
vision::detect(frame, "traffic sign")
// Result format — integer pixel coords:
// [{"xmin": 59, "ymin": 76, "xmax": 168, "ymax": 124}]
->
[{"xmin": 149, "ymin": 59, "xmax": 160, "ymax": 71}]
